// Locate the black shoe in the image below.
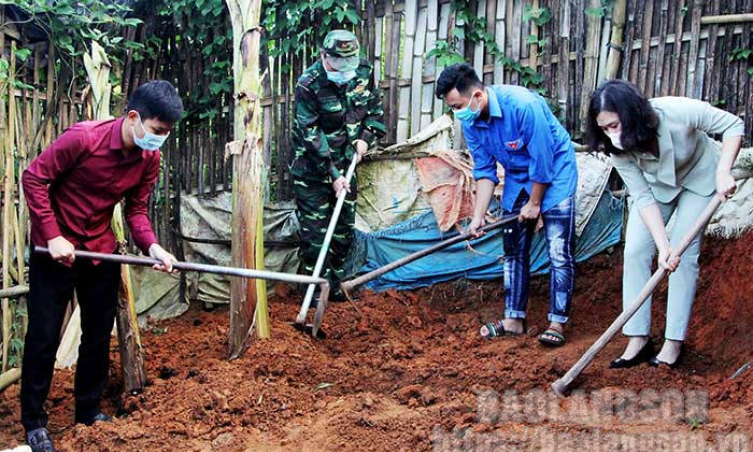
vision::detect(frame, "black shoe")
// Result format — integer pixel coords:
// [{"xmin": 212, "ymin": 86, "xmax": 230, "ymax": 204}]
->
[
  {"xmin": 27, "ymin": 427, "xmax": 56, "ymax": 452},
  {"xmin": 609, "ymin": 338, "xmax": 654, "ymax": 369},
  {"xmin": 649, "ymin": 346, "xmax": 684, "ymax": 369},
  {"xmin": 76, "ymin": 412, "xmax": 112, "ymax": 426}
]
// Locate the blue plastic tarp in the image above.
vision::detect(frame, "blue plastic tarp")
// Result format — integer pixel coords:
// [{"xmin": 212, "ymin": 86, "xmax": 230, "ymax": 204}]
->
[{"xmin": 351, "ymin": 190, "xmax": 623, "ymax": 292}]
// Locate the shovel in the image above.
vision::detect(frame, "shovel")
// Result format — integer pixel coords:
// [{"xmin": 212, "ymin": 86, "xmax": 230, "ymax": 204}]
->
[
  {"xmin": 340, "ymin": 213, "xmax": 519, "ymax": 299},
  {"xmin": 551, "ymin": 196, "xmax": 722, "ymax": 397},
  {"xmin": 295, "ymin": 153, "xmax": 360, "ymax": 338}
]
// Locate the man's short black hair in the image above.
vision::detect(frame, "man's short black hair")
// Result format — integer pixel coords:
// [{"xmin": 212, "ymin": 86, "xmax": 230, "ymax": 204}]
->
[
  {"xmin": 126, "ymin": 80, "xmax": 184, "ymax": 124},
  {"xmin": 435, "ymin": 63, "xmax": 483, "ymax": 99}
]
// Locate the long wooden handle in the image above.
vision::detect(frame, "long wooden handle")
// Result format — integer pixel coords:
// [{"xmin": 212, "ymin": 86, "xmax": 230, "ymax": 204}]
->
[
  {"xmin": 340, "ymin": 213, "xmax": 519, "ymax": 295},
  {"xmin": 297, "ymin": 154, "xmax": 360, "ymax": 323},
  {"xmin": 34, "ymin": 246, "xmax": 326, "ymax": 286},
  {"xmin": 551, "ymin": 196, "xmax": 722, "ymax": 397}
]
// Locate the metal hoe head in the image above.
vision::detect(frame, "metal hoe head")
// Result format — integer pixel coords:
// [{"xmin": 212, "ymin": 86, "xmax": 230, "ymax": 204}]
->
[{"xmin": 292, "ymin": 281, "xmax": 330, "ymax": 339}]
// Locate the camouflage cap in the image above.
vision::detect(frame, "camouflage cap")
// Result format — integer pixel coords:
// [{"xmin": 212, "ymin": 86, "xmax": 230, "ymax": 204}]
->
[{"xmin": 323, "ymin": 29, "xmax": 360, "ymax": 58}]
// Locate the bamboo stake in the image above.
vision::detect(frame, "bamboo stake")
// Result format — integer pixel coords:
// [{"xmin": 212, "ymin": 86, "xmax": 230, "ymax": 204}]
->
[
  {"xmin": 654, "ymin": 0, "xmax": 670, "ymax": 96},
  {"xmin": 510, "ymin": 0, "xmax": 524, "ymax": 85},
  {"xmin": 669, "ymin": 0, "xmax": 686, "ymax": 96},
  {"xmin": 0, "ymin": 285, "xmax": 29, "ymax": 298},
  {"xmin": 2, "ymin": 43, "xmax": 18, "ymax": 373},
  {"xmin": 701, "ymin": 13, "xmax": 753, "ymax": 25},
  {"xmin": 226, "ymin": 0, "xmax": 268, "ymax": 357},
  {"xmin": 556, "ymin": 0, "xmax": 570, "ymax": 121},
  {"xmin": 434, "ymin": 1, "xmax": 451, "ymax": 119},
  {"xmin": 704, "ymin": 0, "xmax": 722, "ymax": 101},
  {"xmin": 686, "ymin": 0, "xmax": 704, "ymax": 97},
  {"xmin": 635, "ymin": 0, "xmax": 653, "ymax": 93},
  {"xmin": 0, "ymin": 367, "xmax": 21, "ymax": 392},
  {"xmin": 493, "ymin": 0, "xmax": 507, "ymax": 84},
  {"xmin": 580, "ymin": 0, "xmax": 601, "ymax": 132},
  {"xmin": 605, "ymin": 0, "xmax": 628, "ymax": 80},
  {"xmin": 528, "ymin": 0, "xmax": 536, "ymax": 71},
  {"xmin": 83, "ymin": 41, "xmax": 146, "ymax": 393},
  {"xmin": 397, "ymin": 0, "xmax": 418, "ymax": 143},
  {"xmin": 410, "ymin": 6, "xmax": 427, "ymax": 137}
]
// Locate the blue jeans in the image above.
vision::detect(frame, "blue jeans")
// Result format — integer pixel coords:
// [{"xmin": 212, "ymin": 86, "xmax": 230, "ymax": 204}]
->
[{"xmin": 502, "ymin": 191, "xmax": 576, "ymax": 324}]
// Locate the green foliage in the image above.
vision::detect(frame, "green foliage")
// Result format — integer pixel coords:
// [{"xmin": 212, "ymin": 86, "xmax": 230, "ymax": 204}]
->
[
  {"xmin": 427, "ymin": 1, "xmax": 551, "ymax": 91},
  {"xmin": 585, "ymin": 0, "xmax": 615, "ymax": 18},
  {"xmin": 2, "ymin": 0, "xmax": 143, "ymax": 58},
  {"xmin": 146, "ymin": 0, "xmax": 234, "ymax": 121},
  {"xmin": 262, "ymin": 0, "xmax": 361, "ymax": 63},
  {"xmin": 522, "ymin": 4, "xmax": 552, "ymax": 27},
  {"xmin": 426, "ymin": 41, "xmax": 465, "ymax": 67},
  {"xmin": 8, "ymin": 304, "xmax": 27, "ymax": 368},
  {"xmin": 729, "ymin": 48, "xmax": 753, "ymax": 77}
]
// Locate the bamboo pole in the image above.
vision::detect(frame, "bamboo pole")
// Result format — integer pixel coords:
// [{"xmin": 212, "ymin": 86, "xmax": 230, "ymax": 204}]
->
[
  {"xmin": 529, "ymin": 0, "xmax": 540, "ymax": 73},
  {"xmin": 410, "ymin": 6, "xmax": 427, "ymax": 137},
  {"xmin": 226, "ymin": 0, "xmax": 269, "ymax": 357},
  {"xmin": 0, "ymin": 285, "xmax": 29, "ymax": 298},
  {"xmin": 686, "ymin": 0, "xmax": 704, "ymax": 97},
  {"xmin": 605, "ymin": 0, "xmax": 628, "ymax": 80},
  {"xmin": 397, "ymin": 0, "xmax": 417, "ymax": 143},
  {"xmin": 2, "ymin": 42, "xmax": 17, "ymax": 373},
  {"xmin": 434, "ymin": 1, "xmax": 451, "ymax": 119},
  {"xmin": 580, "ymin": 0, "xmax": 601, "ymax": 131},
  {"xmin": 636, "ymin": 0, "xmax": 654, "ymax": 93},
  {"xmin": 0, "ymin": 367, "xmax": 21, "ymax": 392},
  {"xmin": 83, "ymin": 41, "xmax": 146, "ymax": 393},
  {"xmin": 556, "ymin": 0, "xmax": 570, "ymax": 121},
  {"xmin": 493, "ymin": 0, "xmax": 507, "ymax": 84},
  {"xmin": 668, "ymin": 0, "xmax": 686, "ymax": 96},
  {"xmin": 701, "ymin": 13, "xmax": 753, "ymax": 25}
]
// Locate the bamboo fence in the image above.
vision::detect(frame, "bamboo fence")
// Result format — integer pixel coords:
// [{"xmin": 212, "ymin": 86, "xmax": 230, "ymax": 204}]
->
[{"xmin": 1, "ymin": 0, "xmax": 752, "ymax": 379}]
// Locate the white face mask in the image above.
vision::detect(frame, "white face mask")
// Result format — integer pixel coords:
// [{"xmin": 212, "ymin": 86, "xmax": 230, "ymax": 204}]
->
[{"xmin": 606, "ymin": 130, "xmax": 623, "ymax": 150}]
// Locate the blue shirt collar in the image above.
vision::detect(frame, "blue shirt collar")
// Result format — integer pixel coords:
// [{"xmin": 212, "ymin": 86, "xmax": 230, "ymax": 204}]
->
[{"xmin": 470, "ymin": 87, "xmax": 503, "ymax": 128}]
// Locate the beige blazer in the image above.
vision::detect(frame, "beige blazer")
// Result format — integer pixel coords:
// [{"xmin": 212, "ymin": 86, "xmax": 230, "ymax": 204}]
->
[{"xmin": 611, "ymin": 96, "xmax": 745, "ymax": 210}]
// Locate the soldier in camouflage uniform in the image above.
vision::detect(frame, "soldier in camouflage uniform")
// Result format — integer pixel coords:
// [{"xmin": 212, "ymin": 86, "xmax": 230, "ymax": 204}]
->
[{"xmin": 291, "ymin": 30, "xmax": 386, "ymax": 300}]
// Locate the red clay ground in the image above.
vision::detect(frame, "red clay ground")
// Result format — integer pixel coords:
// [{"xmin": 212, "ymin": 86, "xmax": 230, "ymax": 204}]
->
[{"xmin": 1, "ymin": 234, "xmax": 752, "ymax": 451}]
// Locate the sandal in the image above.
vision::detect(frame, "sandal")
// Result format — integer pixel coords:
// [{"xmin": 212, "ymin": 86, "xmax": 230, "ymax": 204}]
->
[
  {"xmin": 538, "ymin": 327, "xmax": 566, "ymax": 347},
  {"xmin": 480, "ymin": 319, "xmax": 526, "ymax": 339}
]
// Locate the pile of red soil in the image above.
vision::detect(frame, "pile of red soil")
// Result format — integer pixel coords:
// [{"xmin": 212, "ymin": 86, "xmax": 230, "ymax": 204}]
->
[{"xmin": 1, "ymin": 234, "xmax": 751, "ymax": 451}]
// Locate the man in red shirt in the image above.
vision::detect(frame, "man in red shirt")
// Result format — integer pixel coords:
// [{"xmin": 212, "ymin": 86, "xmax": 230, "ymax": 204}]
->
[{"xmin": 21, "ymin": 80, "xmax": 183, "ymax": 452}]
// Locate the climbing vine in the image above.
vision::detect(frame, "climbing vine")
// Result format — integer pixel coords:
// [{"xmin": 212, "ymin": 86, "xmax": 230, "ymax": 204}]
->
[
  {"xmin": 729, "ymin": 47, "xmax": 753, "ymax": 77},
  {"xmin": 261, "ymin": 0, "xmax": 361, "ymax": 63},
  {"xmin": 427, "ymin": 0, "xmax": 551, "ymax": 92}
]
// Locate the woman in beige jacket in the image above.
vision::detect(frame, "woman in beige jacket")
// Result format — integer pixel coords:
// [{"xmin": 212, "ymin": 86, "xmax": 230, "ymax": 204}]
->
[{"xmin": 586, "ymin": 80, "xmax": 744, "ymax": 369}]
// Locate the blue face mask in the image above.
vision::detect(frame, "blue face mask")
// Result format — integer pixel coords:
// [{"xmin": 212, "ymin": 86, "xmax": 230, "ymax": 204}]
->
[
  {"xmin": 324, "ymin": 67, "xmax": 356, "ymax": 85},
  {"xmin": 132, "ymin": 114, "xmax": 169, "ymax": 151},
  {"xmin": 453, "ymin": 94, "xmax": 481, "ymax": 123}
]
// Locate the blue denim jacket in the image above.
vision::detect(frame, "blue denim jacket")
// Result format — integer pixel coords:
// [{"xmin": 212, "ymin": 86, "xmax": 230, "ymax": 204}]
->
[{"xmin": 462, "ymin": 85, "xmax": 578, "ymax": 213}]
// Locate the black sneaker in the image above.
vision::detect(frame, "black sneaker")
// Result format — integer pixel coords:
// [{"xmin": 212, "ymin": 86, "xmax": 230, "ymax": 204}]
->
[
  {"xmin": 76, "ymin": 411, "xmax": 113, "ymax": 426},
  {"xmin": 27, "ymin": 428, "xmax": 56, "ymax": 452}
]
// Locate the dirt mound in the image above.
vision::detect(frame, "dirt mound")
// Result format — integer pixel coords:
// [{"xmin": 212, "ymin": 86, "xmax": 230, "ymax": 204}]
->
[{"xmin": 1, "ymin": 234, "xmax": 752, "ymax": 451}]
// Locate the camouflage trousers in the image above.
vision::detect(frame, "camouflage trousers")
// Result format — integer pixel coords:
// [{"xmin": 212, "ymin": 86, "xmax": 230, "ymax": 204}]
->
[{"xmin": 293, "ymin": 174, "xmax": 358, "ymax": 293}]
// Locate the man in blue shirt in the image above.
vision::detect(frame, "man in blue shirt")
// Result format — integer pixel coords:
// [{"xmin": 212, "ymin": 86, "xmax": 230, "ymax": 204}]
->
[{"xmin": 436, "ymin": 63, "xmax": 578, "ymax": 346}]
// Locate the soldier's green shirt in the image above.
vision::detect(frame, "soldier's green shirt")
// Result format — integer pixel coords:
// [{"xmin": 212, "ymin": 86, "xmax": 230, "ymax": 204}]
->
[{"xmin": 291, "ymin": 59, "xmax": 386, "ymax": 181}]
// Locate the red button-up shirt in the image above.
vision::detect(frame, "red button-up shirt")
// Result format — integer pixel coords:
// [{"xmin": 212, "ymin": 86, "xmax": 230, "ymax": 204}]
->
[{"xmin": 23, "ymin": 117, "xmax": 160, "ymax": 255}]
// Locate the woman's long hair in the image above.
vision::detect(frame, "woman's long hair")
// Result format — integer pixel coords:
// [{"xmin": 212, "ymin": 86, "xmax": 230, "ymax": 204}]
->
[{"xmin": 585, "ymin": 80, "xmax": 659, "ymax": 156}]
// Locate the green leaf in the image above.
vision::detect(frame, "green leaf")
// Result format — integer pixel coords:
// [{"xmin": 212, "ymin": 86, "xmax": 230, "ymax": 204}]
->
[
  {"xmin": 748, "ymin": 67, "xmax": 753, "ymax": 76},
  {"xmin": 15, "ymin": 48, "xmax": 32, "ymax": 62},
  {"xmin": 585, "ymin": 7, "xmax": 605, "ymax": 17},
  {"xmin": 344, "ymin": 8, "xmax": 360, "ymax": 25}
]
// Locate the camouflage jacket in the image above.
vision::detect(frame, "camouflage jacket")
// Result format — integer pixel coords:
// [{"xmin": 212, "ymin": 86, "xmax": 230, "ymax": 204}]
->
[{"xmin": 291, "ymin": 59, "xmax": 386, "ymax": 181}]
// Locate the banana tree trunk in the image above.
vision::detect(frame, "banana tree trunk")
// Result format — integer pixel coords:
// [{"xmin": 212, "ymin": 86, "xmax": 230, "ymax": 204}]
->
[{"xmin": 226, "ymin": 0, "xmax": 269, "ymax": 359}]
